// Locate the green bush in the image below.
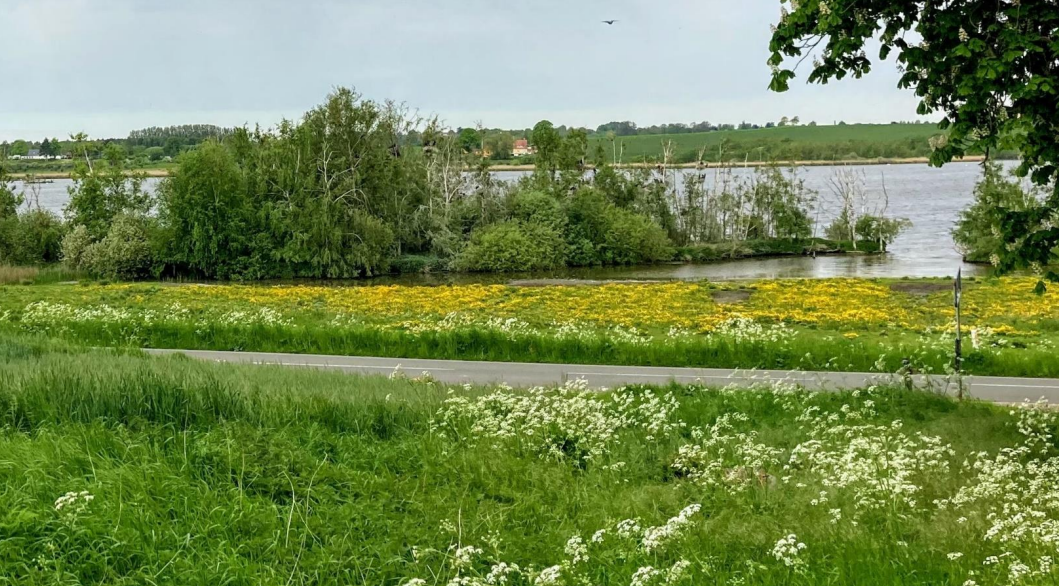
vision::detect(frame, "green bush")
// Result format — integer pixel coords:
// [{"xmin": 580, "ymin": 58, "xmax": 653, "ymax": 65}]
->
[
  {"xmin": 509, "ymin": 189, "xmax": 566, "ymax": 230},
  {"xmin": 598, "ymin": 207, "xmax": 673, "ymax": 265},
  {"xmin": 60, "ymin": 224, "xmax": 93, "ymax": 270},
  {"xmin": 158, "ymin": 142, "xmax": 253, "ymax": 279},
  {"xmin": 77, "ymin": 214, "xmax": 155, "ymax": 280},
  {"xmin": 9, "ymin": 210, "xmax": 64, "ymax": 264},
  {"xmin": 854, "ymin": 215, "xmax": 911, "ymax": 251},
  {"xmin": 953, "ymin": 161, "xmax": 1043, "ymax": 263},
  {"xmin": 561, "ymin": 187, "xmax": 673, "ymax": 266},
  {"xmin": 454, "ymin": 221, "xmax": 567, "ymax": 272}
]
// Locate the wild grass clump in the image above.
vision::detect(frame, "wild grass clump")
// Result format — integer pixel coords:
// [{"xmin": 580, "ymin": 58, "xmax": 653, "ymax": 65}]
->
[
  {"xmin": 0, "ymin": 264, "xmax": 83, "ymax": 285},
  {"xmin": 0, "ymin": 264, "xmax": 38, "ymax": 284},
  {"xmin": 1, "ymin": 340, "xmax": 1057, "ymax": 584}
]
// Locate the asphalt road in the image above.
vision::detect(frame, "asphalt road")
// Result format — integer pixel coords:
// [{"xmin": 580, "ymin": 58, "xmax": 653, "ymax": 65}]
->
[{"xmin": 144, "ymin": 349, "xmax": 1059, "ymax": 403}]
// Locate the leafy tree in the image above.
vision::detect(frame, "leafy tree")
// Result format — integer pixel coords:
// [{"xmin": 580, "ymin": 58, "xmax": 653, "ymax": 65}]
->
[
  {"xmin": 0, "ymin": 162, "xmax": 22, "ymax": 262},
  {"xmin": 157, "ymin": 141, "xmax": 254, "ymax": 279},
  {"xmin": 453, "ymin": 220, "xmax": 566, "ymax": 272},
  {"xmin": 557, "ymin": 129, "xmax": 589, "ymax": 170},
  {"xmin": 457, "ymin": 128, "xmax": 481, "ymax": 153},
  {"xmin": 855, "ymin": 215, "xmax": 912, "ymax": 251},
  {"xmin": 599, "ymin": 207, "xmax": 673, "ymax": 265},
  {"xmin": 954, "ymin": 161, "xmax": 1045, "ymax": 263},
  {"xmin": 509, "ymin": 190, "xmax": 566, "ymax": 231},
  {"xmin": 2, "ymin": 209, "xmax": 64, "ymax": 265},
  {"xmin": 769, "ymin": 0, "xmax": 1059, "ymax": 285},
  {"xmin": 0, "ymin": 161, "xmax": 20, "ymax": 218},
  {"xmin": 531, "ymin": 120, "xmax": 561, "ymax": 177},
  {"xmin": 265, "ymin": 88, "xmax": 416, "ymax": 274},
  {"xmin": 60, "ymin": 225, "xmax": 94, "ymax": 270},
  {"xmin": 144, "ymin": 146, "xmax": 166, "ymax": 161},
  {"xmin": 163, "ymin": 136, "xmax": 184, "ymax": 157},
  {"xmin": 778, "ymin": 116, "xmax": 790, "ymax": 127},
  {"xmin": 65, "ymin": 144, "xmax": 150, "ymax": 239},
  {"xmin": 9, "ymin": 140, "xmax": 29, "ymax": 157},
  {"xmin": 40, "ymin": 138, "xmax": 53, "ymax": 157},
  {"xmin": 485, "ymin": 133, "xmax": 514, "ymax": 160}
]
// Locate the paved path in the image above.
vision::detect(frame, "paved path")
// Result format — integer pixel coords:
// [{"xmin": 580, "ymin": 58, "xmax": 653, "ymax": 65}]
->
[{"xmin": 145, "ymin": 349, "xmax": 1059, "ymax": 404}]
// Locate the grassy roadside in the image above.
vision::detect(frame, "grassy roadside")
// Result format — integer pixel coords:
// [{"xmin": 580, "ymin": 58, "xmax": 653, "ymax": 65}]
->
[
  {"xmin": 0, "ymin": 277, "xmax": 1056, "ymax": 377},
  {"xmin": 1, "ymin": 334, "xmax": 1057, "ymax": 584}
]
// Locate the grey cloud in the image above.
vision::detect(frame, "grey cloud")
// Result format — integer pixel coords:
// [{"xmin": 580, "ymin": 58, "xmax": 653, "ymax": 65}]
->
[{"xmin": 0, "ymin": 0, "xmax": 927, "ymax": 140}]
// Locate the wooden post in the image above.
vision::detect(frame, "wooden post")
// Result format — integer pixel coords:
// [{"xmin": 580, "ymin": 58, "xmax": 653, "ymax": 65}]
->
[{"xmin": 954, "ymin": 268, "xmax": 964, "ymax": 400}]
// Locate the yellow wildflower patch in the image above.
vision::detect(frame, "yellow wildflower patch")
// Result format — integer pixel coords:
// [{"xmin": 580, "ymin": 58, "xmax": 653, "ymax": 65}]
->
[{"xmin": 1, "ymin": 277, "xmax": 1055, "ymax": 336}]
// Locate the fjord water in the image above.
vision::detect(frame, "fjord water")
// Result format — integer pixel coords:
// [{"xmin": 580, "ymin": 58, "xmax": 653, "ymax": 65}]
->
[{"xmin": 14, "ymin": 161, "xmax": 1003, "ymax": 280}]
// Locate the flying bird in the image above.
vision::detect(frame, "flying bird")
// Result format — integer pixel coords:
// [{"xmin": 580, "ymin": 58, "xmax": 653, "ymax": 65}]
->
[{"xmin": 601, "ymin": 19, "xmax": 618, "ymax": 25}]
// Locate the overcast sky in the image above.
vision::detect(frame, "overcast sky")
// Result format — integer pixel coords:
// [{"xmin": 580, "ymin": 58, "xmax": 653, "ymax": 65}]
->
[{"xmin": 0, "ymin": 0, "xmax": 928, "ymax": 141}]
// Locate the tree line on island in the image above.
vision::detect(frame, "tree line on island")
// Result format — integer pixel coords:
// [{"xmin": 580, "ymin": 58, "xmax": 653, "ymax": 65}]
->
[
  {"xmin": 0, "ymin": 88, "xmax": 932, "ymax": 281},
  {"xmin": 0, "ymin": 86, "xmax": 1050, "ymax": 282}
]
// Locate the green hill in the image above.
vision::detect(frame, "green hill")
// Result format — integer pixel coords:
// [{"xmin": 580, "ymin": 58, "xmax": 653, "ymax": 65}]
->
[{"xmin": 587, "ymin": 123, "xmax": 945, "ymax": 164}]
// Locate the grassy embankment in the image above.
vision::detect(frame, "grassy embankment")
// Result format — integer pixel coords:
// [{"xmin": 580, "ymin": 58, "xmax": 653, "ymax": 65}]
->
[
  {"xmin": 1, "ymin": 334, "xmax": 1058, "ymax": 584},
  {"xmin": 1, "ymin": 277, "xmax": 1056, "ymax": 377}
]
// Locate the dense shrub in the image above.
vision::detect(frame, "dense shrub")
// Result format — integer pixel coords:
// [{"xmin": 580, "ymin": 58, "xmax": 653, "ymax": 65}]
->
[
  {"xmin": 509, "ymin": 190, "xmax": 566, "ymax": 230},
  {"xmin": 854, "ymin": 215, "xmax": 911, "ymax": 251},
  {"xmin": 563, "ymin": 188, "xmax": 673, "ymax": 266},
  {"xmin": 0, "ymin": 173, "xmax": 64, "ymax": 265},
  {"xmin": 60, "ymin": 225, "xmax": 93, "ymax": 270},
  {"xmin": 78, "ymin": 215, "xmax": 155, "ymax": 280},
  {"xmin": 454, "ymin": 221, "xmax": 567, "ymax": 272},
  {"xmin": 64, "ymin": 145, "xmax": 150, "ymax": 239},
  {"xmin": 7, "ymin": 210, "xmax": 65, "ymax": 264},
  {"xmin": 772, "ymin": 203, "xmax": 813, "ymax": 240},
  {"xmin": 158, "ymin": 142, "xmax": 253, "ymax": 279},
  {"xmin": 953, "ymin": 161, "xmax": 1044, "ymax": 263},
  {"xmin": 599, "ymin": 207, "xmax": 674, "ymax": 265}
]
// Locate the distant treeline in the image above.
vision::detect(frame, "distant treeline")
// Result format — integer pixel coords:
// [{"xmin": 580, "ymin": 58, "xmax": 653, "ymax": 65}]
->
[
  {"xmin": 590, "ymin": 119, "xmax": 936, "ymax": 136},
  {"xmin": 125, "ymin": 125, "xmax": 234, "ymax": 148}
]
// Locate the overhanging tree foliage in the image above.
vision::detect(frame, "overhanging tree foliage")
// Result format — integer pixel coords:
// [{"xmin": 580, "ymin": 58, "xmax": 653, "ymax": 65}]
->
[{"xmin": 768, "ymin": 0, "xmax": 1059, "ymax": 286}]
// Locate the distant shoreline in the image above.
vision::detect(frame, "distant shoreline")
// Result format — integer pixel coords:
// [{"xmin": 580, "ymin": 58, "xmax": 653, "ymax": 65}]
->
[
  {"xmin": 9, "ymin": 156, "xmax": 987, "ymax": 180},
  {"xmin": 10, "ymin": 168, "xmax": 173, "ymax": 180},
  {"xmin": 487, "ymin": 156, "xmax": 987, "ymax": 171}
]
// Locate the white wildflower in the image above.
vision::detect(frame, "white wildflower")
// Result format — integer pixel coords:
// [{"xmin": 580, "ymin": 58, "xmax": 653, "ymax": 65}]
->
[
  {"xmin": 535, "ymin": 565, "xmax": 563, "ymax": 585},
  {"xmin": 771, "ymin": 533, "xmax": 807, "ymax": 567}
]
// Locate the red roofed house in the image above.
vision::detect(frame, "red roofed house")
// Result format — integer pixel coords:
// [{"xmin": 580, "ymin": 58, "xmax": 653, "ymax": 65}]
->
[{"xmin": 512, "ymin": 138, "xmax": 535, "ymax": 157}]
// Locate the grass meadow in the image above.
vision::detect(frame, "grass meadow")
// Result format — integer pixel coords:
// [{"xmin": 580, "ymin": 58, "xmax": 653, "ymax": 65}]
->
[
  {"xmin": 0, "ymin": 333, "xmax": 1058, "ymax": 585},
  {"xmin": 1, "ymin": 277, "xmax": 1057, "ymax": 377}
]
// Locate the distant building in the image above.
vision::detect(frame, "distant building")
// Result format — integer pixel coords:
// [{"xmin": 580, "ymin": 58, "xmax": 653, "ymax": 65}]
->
[
  {"xmin": 22, "ymin": 149, "xmax": 49, "ymax": 160},
  {"xmin": 512, "ymin": 139, "xmax": 535, "ymax": 157}
]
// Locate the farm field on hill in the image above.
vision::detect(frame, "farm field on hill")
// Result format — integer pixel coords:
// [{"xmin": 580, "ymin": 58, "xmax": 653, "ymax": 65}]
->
[{"xmin": 587, "ymin": 124, "xmax": 946, "ymax": 163}]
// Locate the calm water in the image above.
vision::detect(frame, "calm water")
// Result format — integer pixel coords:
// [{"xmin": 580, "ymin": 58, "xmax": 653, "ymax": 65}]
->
[{"xmin": 13, "ymin": 161, "xmax": 1005, "ymax": 281}]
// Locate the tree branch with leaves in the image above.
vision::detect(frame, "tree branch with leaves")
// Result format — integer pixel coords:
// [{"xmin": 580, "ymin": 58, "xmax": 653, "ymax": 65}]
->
[{"xmin": 768, "ymin": 0, "xmax": 1059, "ymax": 288}]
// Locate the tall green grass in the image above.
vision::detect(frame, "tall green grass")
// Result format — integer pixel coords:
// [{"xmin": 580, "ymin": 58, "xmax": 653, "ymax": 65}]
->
[
  {"xmin": 12, "ymin": 319, "xmax": 1059, "ymax": 378},
  {"xmin": 0, "ymin": 335, "xmax": 1039, "ymax": 585},
  {"xmin": 0, "ymin": 264, "xmax": 84, "ymax": 285}
]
